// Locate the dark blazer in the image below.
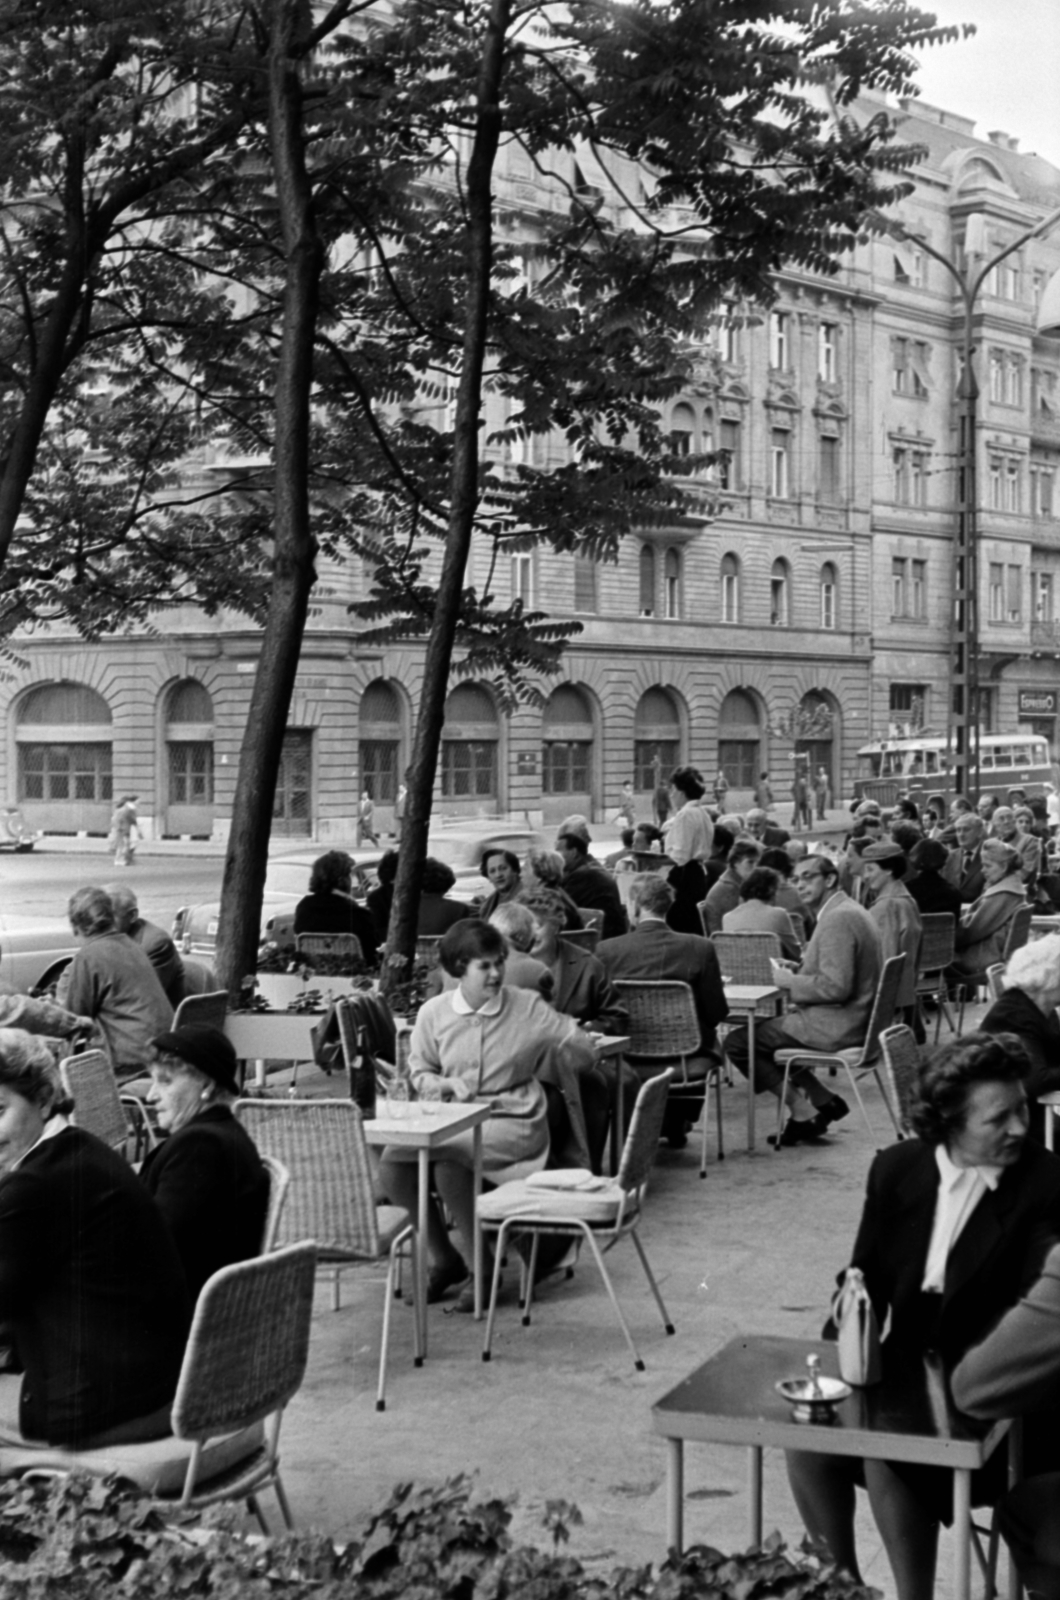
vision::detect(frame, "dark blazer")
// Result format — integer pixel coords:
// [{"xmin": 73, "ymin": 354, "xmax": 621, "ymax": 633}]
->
[
  {"xmin": 139, "ymin": 1106, "xmax": 270, "ymax": 1306},
  {"xmin": 293, "ymin": 892, "xmax": 379, "ymax": 964},
  {"xmin": 944, "ymin": 844, "xmax": 986, "ymax": 905},
  {"xmin": 906, "ymin": 871, "xmax": 963, "ymax": 922},
  {"xmin": 562, "ymin": 859, "xmax": 628, "ymax": 941},
  {"xmin": 597, "ymin": 919, "xmax": 729, "ymax": 1055},
  {"xmin": 416, "ymin": 895, "xmax": 472, "ymax": 936},
  {"xmin": 849, "ymin": 1138, "xmax": 1060, "ymax": 1367},
  {"xmin": 981, "ymin": 987, "xmax": 1060, "ymax": 1105},
  {"xmin": 0, "ymin": 1127, "xmax": 189, "ymax": 1445},
  {"xmin": 552, "ymin": 940, "xmax": 628, "ymax": 1034}
]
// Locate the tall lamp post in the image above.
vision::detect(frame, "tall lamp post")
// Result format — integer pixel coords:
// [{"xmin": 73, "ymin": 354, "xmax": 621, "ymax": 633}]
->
[{"xmin": 882, "ymin": 205, "xmax": 1060, "ymax": 798}]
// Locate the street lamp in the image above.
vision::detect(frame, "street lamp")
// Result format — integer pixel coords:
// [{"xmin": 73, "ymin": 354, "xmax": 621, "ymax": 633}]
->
[{"xmin": 879, "ymin": 203, "xmax": 1060, "ymax": 799}]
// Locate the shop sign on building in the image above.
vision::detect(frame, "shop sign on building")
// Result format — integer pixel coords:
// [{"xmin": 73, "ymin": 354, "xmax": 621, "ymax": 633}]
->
[{"xmin": 1018, "ymin": 689, "xmax": 1058, "ymax": 717}]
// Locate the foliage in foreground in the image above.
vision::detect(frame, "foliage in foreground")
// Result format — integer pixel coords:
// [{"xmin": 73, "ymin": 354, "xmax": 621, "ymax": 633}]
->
[{"xmin": 0, "ymin": 1472, "xmax": 880, "ymax": 1600}]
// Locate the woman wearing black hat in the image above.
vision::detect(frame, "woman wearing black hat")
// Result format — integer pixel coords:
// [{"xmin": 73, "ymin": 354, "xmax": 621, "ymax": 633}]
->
[{"xmin": 140, "ymin": 1025, "xmax": 269, "ymax": 1305}]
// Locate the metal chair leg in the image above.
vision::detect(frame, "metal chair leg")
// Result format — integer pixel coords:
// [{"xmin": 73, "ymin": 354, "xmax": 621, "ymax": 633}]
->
[
  {"xmin": 629, "ymin": 1227, "xmax": 675, "ymax": 1335},
  {"xmin": 579, "ymin": 1224, "xmax": 645, "ymax": 1371},
  {"xmin": 481, "ymin": 1218, "xmax": 510, "ymax": 1362}
]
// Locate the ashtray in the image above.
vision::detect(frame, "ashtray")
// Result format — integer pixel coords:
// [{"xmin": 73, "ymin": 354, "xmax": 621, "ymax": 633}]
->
[{"xmin": 775, "ymin": 1374, "xmax": 851, "ymax": 1424}]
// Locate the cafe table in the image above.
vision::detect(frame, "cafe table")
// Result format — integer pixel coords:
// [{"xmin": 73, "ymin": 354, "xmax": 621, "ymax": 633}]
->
[
  {"xmin": 720, "ymin": 984, "xmax": 781, "ymax": 1151},
  {"xmin": 652, "ymin": 1334, "xmax": 1016, "ymax": 1600},
  {"xmin": 363, "ymin": 1101, "xmax": 490, "ymax": 1352}
]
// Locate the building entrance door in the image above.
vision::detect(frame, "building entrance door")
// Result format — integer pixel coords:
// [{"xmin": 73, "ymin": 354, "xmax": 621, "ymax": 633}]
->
[{"xmin": 273, "ymin": 731, "xmax": 312, "ymax": 835}]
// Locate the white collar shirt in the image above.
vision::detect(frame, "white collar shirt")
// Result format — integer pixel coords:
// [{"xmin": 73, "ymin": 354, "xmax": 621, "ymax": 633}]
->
[
  {"xmin": 450, "ymin": 987, "xmax": 504, "ymax": 1018},
  {"xmin": 921, "ymin": 1144, "xmax": 1002, "ymax": 1293}
]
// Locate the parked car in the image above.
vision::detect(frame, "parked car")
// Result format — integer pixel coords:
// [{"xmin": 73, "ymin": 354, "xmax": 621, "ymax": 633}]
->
[
  {"xmin": 0, "ymin": 806, "xmax": 39, "ymax": 852},
  {"xmin": 0, "ymin": 918, "xmax": 78, "ymax": 994},
  {"xmin": 171, "ymin": 821, "xmax": 546, "ymax": 961}
]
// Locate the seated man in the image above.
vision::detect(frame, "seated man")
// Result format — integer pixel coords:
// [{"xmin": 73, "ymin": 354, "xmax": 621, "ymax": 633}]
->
[
  {"xmin": 597, "ymin": 874, "xmax": 728, "ymax": 1147},
  {"xmin": 944, "ymin": 812, "xmax": 988, "ymax": 904},
  {"xmin": 556, "ymin": 823, "xmax": 627, "ymax": 941},
  {"xmin": 725, "ymin": 853, "xmax": 880, "ymax": 1146},
  {"xmin": 108, "ymin": 884, "xmax": 186, "ymax": 1007},
  {"xmin": 701, "ymin": 838, "xmax": 761, "ymax": 934},
  {"xmin": 745, "ymin": 808, "xmax": 791, "ymax": 849}
]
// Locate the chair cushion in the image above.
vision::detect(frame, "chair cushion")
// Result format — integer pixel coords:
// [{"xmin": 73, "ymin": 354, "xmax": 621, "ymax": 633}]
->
[
  {"xmin": 477, "ymin": 1177, "xmax": 631, "ymax": 1227},
  {"xmin": 0, "ymin": 1420, "xmax": 265, "ymax": 1496}
]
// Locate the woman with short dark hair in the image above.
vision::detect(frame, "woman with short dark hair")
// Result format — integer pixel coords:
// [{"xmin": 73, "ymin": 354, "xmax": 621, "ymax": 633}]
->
[
  {"xmin": 294, "ymin": 850, "xmax": 378, "ymax": 964},
  {"xmin": 478, "ymin": 848, "xmax": 522, "ymax": 922},
  {"xmin": 787, "ymin": 1031, "xmax": 1060, "ymax": 1600},
  {"xmin": 905, "ymin": 838, "xmax": 963, "ymax": 920},
  {"xmin": 377, "ymin": 919, "xmax": 597, "ymax": 1310},
  {"xmin": 417, "ymin": 855, "xmax": 472, "ymax": 936},
  {"xmin": 720, "ymin": 866, "xmax": 802, "ymax": 961}
]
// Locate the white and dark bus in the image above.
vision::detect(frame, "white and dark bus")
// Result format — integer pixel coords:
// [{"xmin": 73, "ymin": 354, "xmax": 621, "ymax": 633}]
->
[{"xmin": 853, "ymin": 731, "xmax": 1056, "ymax": 810}]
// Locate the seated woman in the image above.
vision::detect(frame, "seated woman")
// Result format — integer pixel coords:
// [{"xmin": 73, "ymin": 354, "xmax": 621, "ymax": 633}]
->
[
  {"xmin": 981, "ymin": 935, "xmax": 1060, "ymax": 1142},
  {"xmin": 787, "ymin": 1032, "xmax": 1060, "ymax": 1600},
  {"xmin": 905, "ymin": 837, "xmax": 962, "ymax": 920},
  {"xmin": 521, "ymin": 849, "xmax": 583, "ymax": 931},
  {"xmin": 417, "ymin": 857, "xmax": 472, "ymax": 936},
  {"xmin": 720, "ymin": 865, "xmax": 802, "ymax": 963},
  {"xmin": 141, "ymin": 1024, "xmax": 270, "ymax": 1305},
  {"xmin": 477, "ymin": 848, "xmax": 522, "ymax": 923},
  {"xmin": 377, "ymin": 919, "xmax": 598, "ymax": 1312},
  {"xmin": 948, "ymin": 839, "xmax": 1026, "ymax": 987},
  {"xmin": 293, "ymin": 850, "xmax": 378, "ymax": 965},
  {"xmin": 0, "ymin": 1028, "xmax": 189, "ymax": 1447}
]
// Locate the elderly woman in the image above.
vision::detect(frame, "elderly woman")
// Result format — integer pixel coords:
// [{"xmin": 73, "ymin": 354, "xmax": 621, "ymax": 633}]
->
[
  {"xmin": 981, "ymin": 935, "xmax": 1060, "ymax": 1141},
  {"xmin": 141, "ymin": 1024, "xmax": 269, "ymax": 1304},
  {"xmin": 787, "ymin": 1032, "xmax": 1060, "ymax": 1600},
  {"xmin": 0, "ymin": 1029, "xmax": 188, "ymax": 1447},
  {"xmin": 377, "ymin": 920, "xmax": 598, "ymax": 1311},
  {"xmin": 948, "ymin": 839, "xmax": 1026, "ymax": 986},
  {"xmin": 57, "ymin": 886, "xmax": 173, "ymax": 1081},
  {"xmin": 293, "ymin": 850, "xmax": 378, "ymax": 965},
  {"xmin": 417, "ymin": 856, "xmax": 472, "ymax": 935},
  {"xmin": 522, "ymin": 849, "xmax": 583, "ymax": 930},
  {"xmin": 721, "ymin": 865, "xmax": 802, "ymax": 962},
  {"xmin": 477, "ymin": 848, "xmax": 522, "ymax": 923},
  {"xmin": 992, "ymin": 805, "xmax": 1041, "ymax": 888}
]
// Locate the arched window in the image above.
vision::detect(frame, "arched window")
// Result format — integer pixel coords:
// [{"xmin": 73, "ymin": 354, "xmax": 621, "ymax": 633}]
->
[
  {"xmin": 718, "ymin": 688, "xmax": 761, "ymax": 790},
  {"xmin": 721, "ymin": 553, "xmax": 740, "ymax": 623},
  {"xmin": 633, "ymin": 688, "xmax": 681, "ymax": 791},
  {"xmin": 820, "ymin": 564, "xmax": 838, "ymax": 630},
  {"xmin": 359, "ymin": 680, "xmax": 403, "ymax": 802},
  {"xmin": 165, "ymin": 678, "xmax": 214, "ymax": 816},
  {"xmin": 542, "ymin": 685, "xmax": 593, "ymax": 797},
  {"xmin": 16, "ymin": 682, "xmax": 113, "ymax": 810},
  {"xmin": 442, "ymin": 684, "xmax": 498, "ymax": 800},
  {"xmin": 664, "ymin": 548, "xmax": 682, "ymax": 620},
  {"xmin": 639, "ymin": 544, "xmax": 656, "ymax": 616},
  {"xmin": 770, "ymin": 559, "xmax": 791, "ymax": 627}
]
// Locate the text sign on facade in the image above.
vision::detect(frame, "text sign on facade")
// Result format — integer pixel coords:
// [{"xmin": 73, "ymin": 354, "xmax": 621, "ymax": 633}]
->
[{"xmin": 1018, "ymin": 689, "xmax": 1058, "ymax": 716}]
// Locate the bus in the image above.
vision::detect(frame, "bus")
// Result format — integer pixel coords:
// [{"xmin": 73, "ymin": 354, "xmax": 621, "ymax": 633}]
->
[{"xmin": 853, "ymin": 731, "xmax": 1056, "ymax": 811}]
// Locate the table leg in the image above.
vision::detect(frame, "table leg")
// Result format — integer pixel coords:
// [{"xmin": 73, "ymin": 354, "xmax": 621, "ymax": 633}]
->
[
  {"xmin": 665, "ymin": 1437, "xmax": 684, "ymax": 1554},
  {"xmin": 473, "ymin": 1123, "xmax": 483, "ymax": 1320},
  {"xmin": 417, "ymin": 1147, "xmax": 430, "ymax": 1359},
  {"xmin": 748, "ymin": 1446, "xmax": 763, "ymax": 1546},
  {"xmin": 953, "ymin": 1467, "xmax": 972, "ymax": 1600},
  {"xmin": 746, "ymin": 1012, "xmax": 757, "ymax": 1152},
  {"xmin": 610, "ymin": 1051, "xmax": 625, "ymax": 1175}
]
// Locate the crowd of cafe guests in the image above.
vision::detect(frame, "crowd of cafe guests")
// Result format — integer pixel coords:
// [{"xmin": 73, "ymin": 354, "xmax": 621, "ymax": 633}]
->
[{"xmin": 6, "ymin": 771, "xmax": 1060, "ymax": 1597}]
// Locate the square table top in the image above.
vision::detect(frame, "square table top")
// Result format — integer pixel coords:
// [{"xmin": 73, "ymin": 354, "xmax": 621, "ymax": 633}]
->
[
  {"xmin": 361, "ymin": 1100, "xmax": 490, "ymax": 1150},
  {"xmin": 652, "ymin": 1334, "xmax": 1009, "ymax": 1470},
  {"xmin": 722, "ymin": 983, "xmax": 781, "ymax": 1011}
]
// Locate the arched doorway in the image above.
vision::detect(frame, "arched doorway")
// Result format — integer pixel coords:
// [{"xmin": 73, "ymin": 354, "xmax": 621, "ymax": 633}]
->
[
  {"xmin": 717, "ymin": 688, "xmax": 762, "ymax": 799},
  {"xmin": 541, "ymin": 684, "xmax": 594, "ymax": 825},
  {"xmin": 163, "ymin": 679, "xmax": 214, "ymax": 838},
  {"xmin": 633, "ymin": 688, "xmax": 681, "ymax": 798},
  {"xmin": 358, "ymin": 680, "xmax": 403, "ymax": 807},
  {"xmin": 441, "ymin": 684, "xmax": 499, "ymax": 809},
  {"xmin": 15, "ymin": 682, "xmax": 113, "ymax": 834},
  {"xmin": 794, "ymin": 691, "xmax": 838, "ymax": 802}
]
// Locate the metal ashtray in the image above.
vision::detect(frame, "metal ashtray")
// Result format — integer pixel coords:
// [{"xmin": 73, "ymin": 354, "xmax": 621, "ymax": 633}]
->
[{"xmin": 776, "ymin": 1358, "xmax": 851, "ymax": 1424}]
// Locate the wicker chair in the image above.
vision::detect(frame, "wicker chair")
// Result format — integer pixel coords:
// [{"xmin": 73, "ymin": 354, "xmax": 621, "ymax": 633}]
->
[
  {"xmin": 477, "ymin": 1070, "xmax": 675, "ymax": 1370},
  {"xmin": 172, "ymin": 990, "xmax": 229, "ymax": 1031},
  {"xmin": 611, "ymin": 980, "xmax": 723, "ymax": 1177},
  {"xmin": 294, "ymin": 932, "xmax": 364, "ymax": 963},
  {"xmin": 259, "ymin": 1154, "xmax": 291, "ymax": 1252},
  {"xmin": 773, "ymin": 954, "xmax": 907, "ymax": 1150},
  {"xmin": 0, "ymin": 1242, "xmax": 318, "ymax": 1533},
  {"xmin": 59, "ymin": 1048, "xmax": 155, "ymax": 1161},
  {"xmin": 710, "ymin": 931, "xmax": 783, "ymax": 988},
  {"xmin": 956, "ymin": 905, "xmax": 1034, "ymax": 1033},
  {"xmin": 913, "ymin": 913, "xmax": 957, "ymax": 1043},
  {"xmin": 879, "ymin": 1023, "xmax": 920, "ymax": 1137},
  {"xmin": 234, "ymin": 1099, "xmax": 420, "ymax": 1411}
]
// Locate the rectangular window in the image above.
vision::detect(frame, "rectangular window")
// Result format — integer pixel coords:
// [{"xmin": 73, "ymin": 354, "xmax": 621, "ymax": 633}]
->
[
  {"xmin": 717, "ymin": 418, "xmax": 740, "ymax": 490},
  {"xmin": 1005, "ymin": 358, "xmax": 1023, "ymax": 407},
  {"xmin": 990, "ymin": 352, "xmax": 1005, "ymax": 403},
  {"xmin": 893, "ymin": 448, "xmax": 910, "ymax": 504},
  {"xmin": 17, "ymin": 743, "xmax": 113, "ymax": 804},
  {"xmin": 573, "ymin": 555, "xmax": 597, "ymax": 613},
  {"xmin": 892, "ymin": 556, "xmax": 907, "ymax": 616},
  {"xmin": 890, "ymin": 683, "xmax": 927, "ymax": 720},
  {"xmin": 909, "ymin": 342, "xmax": 931, "ymax": 396},
  {"xmin": 511, "ymin": 552, "xmax": 533, "ymax": 606},
  {"xmin": 542, "ymin": 741, "xmax": 591, "ymax": 795},
  {"xmin": 770, "ymin": 574, "xmax": 789, "ymax": 626},
  {"xmin": 441, "ymin": 740, "xmax": 496, "ymax": 798},
  {"xmin": 819, "ymin": 434, "xmax": 840, "ymax": 501},
  {"xmin": 359, "ymin": 740, "xmax": 398, "ymax": 803},
  {"xmin": 769, "ymin": 310, "xmax": 789, "ymax": 369},
  {"xmin": 1007, "ymin": 563, "xmax": 1022, "ymax": 621},
  {"xmin": 989, "ymin": 562, "xmax": 1005, "ymax": 622},
  {"xmin": 167, "ymin": 742, "xmax": 214, "ymax": 806},
  {"xmin": 911, "ymin": 559, "xmax": 926, "ymax": 619},
  {"xmin": 1041, "ymin": 470, "xmax": 1054, "ymax": 518},
  {"xmin": 818, "ymin": 324, "xmax": 837, "ymax": 383},
  {"xmin": 721, "ymin": 570, "xmax": 739, "ymax": 623},
  {"xmin": 1005, "ymin": 461, "xmax": 1021, "ymax": 513},
  {"xmin": 820, "ymin": 579, "xmax": 836, "ymax": 630},
  {"xmin": 892, "ymin": 337, "xmax": 908, "ymax": 394},
  {"xmin": 989, "ymin": 459, "xmax": 1004, "ymax": 511},
  {"xmin": 634, "ymin": 740, "xmax": 678, "ymax": 791},
  {"xmin": 1034, "ymin": 571, "xmax": 1054, "ymax": 622},
  {"xmin": 664, "ymin": 561, "xmax": 681, "ymax": 620},
  {"xmin": 911, "ymin": 451, "xmax": 928, "ymax": 507},
  {"xmin": 770, "ymin": 429, "xmax": 790, "ymax": 498}
]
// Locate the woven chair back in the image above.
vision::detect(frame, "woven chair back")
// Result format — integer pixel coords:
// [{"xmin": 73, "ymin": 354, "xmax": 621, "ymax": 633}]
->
[
  {"xmin": 879, "ymin": 1024, "xmax": 920, "ymax": 1135},
  {"xmin": 235, "ymin": 1100, "xmax": 381, "ymax": 1257},
  {"xmin": 172, "ymin": 990, "xmax": 228, "ymax": 1031},
  {"xmin": 859, "ymin": 955, "xmax": 907, "ymax": 1064},
  {"xmin": 294, "ymin": 932, "xmax": 364, "ymax": 963},
  {"xmin": 259, "ymin": 1154, "xmax": 290, "ymax": 1252},
  {"xmin": 615, "ymin": 1069, "xmax": 673, "ymax": 1194},
  {"xmin": 1002, "ymin": 905, "xmax": 1034, "ymax": 962},
  {"xmin": 59, "ymin": 1049, "xmax": 128, "ymax": 1150},
  {"xmin": 710, "ymin": 931, "xmax": 781, "ymax": 986},
  {"xmin": 612, "ymin": 980, "xmax": 700, "ymax": 1060},
  {"xmin": 171, "ymin": 1241, "xmax": 317, "ymax": 1441},
  {"xmin": 578, "ymin": 907, "xmax": 605, "ymax": 935},
  {"xmin": 917, "ymin": 913, "xmax": 956, "ymax": 975},
  {"xmin": 561, "ymin": 928, "xmax": 600, "ymax": 953},
  {"xmin": 985, "ymin": 962, "xmax": 1006, "ymax": 1003}
]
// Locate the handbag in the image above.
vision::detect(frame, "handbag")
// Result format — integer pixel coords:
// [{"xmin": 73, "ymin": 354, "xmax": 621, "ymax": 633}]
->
[{"xmin": 832, "ymin": 1266, "xmax": 882, "ymax": 1387}]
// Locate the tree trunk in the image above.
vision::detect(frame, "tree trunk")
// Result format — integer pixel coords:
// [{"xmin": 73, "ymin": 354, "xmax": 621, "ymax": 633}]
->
[
  {"xmin": 214, "ymin": 0, "xmax": 323, "ymax": 999},
  {"xmin": 382, "ymin": 0, "xmax": 511, "ymax": 989}
]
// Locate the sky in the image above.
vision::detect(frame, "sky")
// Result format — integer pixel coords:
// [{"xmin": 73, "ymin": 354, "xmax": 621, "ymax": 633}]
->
[{"xmin": 908, "ymin": 0, "xmax": 1060, "ymax": 169}]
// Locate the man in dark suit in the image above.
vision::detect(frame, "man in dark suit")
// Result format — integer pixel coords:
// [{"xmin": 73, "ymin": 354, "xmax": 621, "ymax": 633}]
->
[
  {"xmin": 945, "ymin": 812, "xmax": 987, "ymax": 904},
  {"xmin": 597, "ymin": 874, "xmax": 728, "ymax": 1146},
  {"xmin": 746, "ymin": 808, "xmax": 791, "ymax": 849},
  {"xmin": 556, "ymin": 824, "xmax": 627, "ymax": 941}
]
